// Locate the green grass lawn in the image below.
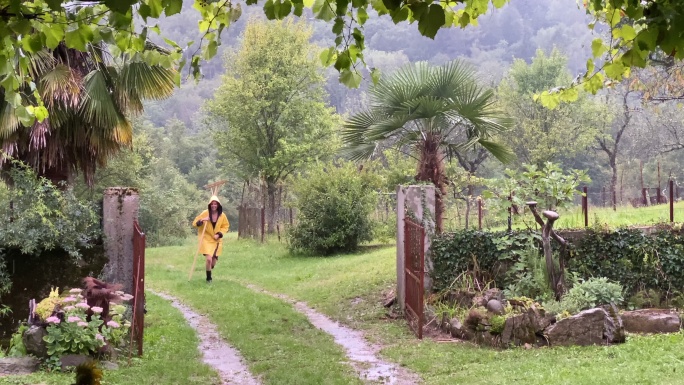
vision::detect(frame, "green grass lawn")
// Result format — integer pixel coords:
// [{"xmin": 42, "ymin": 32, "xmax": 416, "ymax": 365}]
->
[
  {"xmin": 146, "ymin": 235, "xmax": 684, "ymax": 385},
  {"xmin": 7, "ymin": 232, "xmax": 684, "ymax": 384}
]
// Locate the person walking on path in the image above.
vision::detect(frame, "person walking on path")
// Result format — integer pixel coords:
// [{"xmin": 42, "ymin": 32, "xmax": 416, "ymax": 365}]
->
[{"xmin": 193, "ymin": 195, "xmax": 230, "ymax": 283}]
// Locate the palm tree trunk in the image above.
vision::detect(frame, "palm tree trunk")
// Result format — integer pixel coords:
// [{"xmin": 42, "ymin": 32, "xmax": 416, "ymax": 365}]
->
[{"xmin": 416, "ymin": 135, "xmax": 446, "ymax": 233}]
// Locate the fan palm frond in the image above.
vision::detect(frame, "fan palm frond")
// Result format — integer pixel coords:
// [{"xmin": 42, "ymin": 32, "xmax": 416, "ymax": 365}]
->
[
  {"xmin": 343, "ymin": 59, "xmax": 512, "ymax": 162},
  {"xmin": 0, "ymin": 42, "xmax": 176, "ymax": 186},
  {"xmin": 40, "ymin": 64, "xmax": 83, "ymax": 110},
  {"xmin": 0, "ymin": 101, "xmax": 21, "ymax": 140},
  {"xmin": 477, "ymin": 139, "xmax": 517, "ymax": 163}
]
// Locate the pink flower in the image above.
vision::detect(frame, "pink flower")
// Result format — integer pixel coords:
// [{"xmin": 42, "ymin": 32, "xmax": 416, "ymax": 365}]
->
[
  {"xmin": 62, "ymin": 296, "xmax": 77, "ymax": 303},
  {"xmin": 91, "ymin": 306, "xmax": 103, "ymax": 314},
  {"xmin": 96, "ymin": 334, "xmax": 104, "ymax": 341},
  {"xmin": 46, "ymin": 316, "xmax": 61, "ymax": 324},
  {"xmin": 75, "ymin": 302, "xmax": 90, "ymax": 309},
  {"xmin": 106, "ymin": 321, "xmax": 120, "ymax": 328},
  {"xmin": 69, "ymin": 288, "xmax": 83, "ymax": 294},
  {"xmin": 77, "ymin": 321, "xmax": 88, "ymax": 327},
  {"xmin": 68, "ymin": 316, "xmax": 82, "ymax": 323},
  {"xmin": 64, "ymin": 306, "xmax": 75, "ymax": 311}
]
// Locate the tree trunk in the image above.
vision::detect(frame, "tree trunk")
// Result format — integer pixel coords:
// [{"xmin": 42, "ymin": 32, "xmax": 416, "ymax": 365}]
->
[{"xmin": 416, "ymin": 135, "xmax": 445, "ymax": 233}]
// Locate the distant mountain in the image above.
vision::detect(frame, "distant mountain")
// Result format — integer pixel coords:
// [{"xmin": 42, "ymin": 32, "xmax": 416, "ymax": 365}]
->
[{"xmin": 142, "ymin": 0, "xmax": 597, "ymax": 127}]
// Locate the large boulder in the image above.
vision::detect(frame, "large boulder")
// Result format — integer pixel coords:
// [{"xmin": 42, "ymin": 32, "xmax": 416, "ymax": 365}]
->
[
  {"xmin": 22, "ymin": 325, "xmax": 48, "ymax": 358},
  {"xmin": 60, "ymin": 354, "xmax": 91, "ymax": 371},
  {"xmin": 545, "ymin": 307, "xmax": 624, "ymax": 346},
  {"xmin": 501, "ymin": 305, "xmax": 552, "ymax": 346},
  {"xmin": 621, "ymin": 309, "xmax": 681, "ymax": 334},
  {"xmin": 0, "ymin": 357, "xmax": 40, "ymax": 375}
]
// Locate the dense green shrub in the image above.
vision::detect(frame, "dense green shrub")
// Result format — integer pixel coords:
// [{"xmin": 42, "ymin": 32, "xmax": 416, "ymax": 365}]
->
[
  {"xmin": 431, "ymin": 226, "xmax": 684, "ymax": 301},
  {"xmin": 544, "ymin": 277, "xmax": 624, "ymax": 316},
  {"xmin": 562, "ymin": 277, "xmax": 624, "ymax": 310},
  {"xmin": 139, "ymin": 157, "xmax": 203, "ymax": 246},
  {"xmin": 371, "ymin": 211, "xmax": 397, "ymax": 244},
  {"xmin": 287, "ymin": 162, "xmax": 378, "ymax": 255},
  {"xmin": 567, "ymin": 227, "xmax": 684, "ymax": 296},
  {"xmin": 0, "ymin": 160, "xmax": 100, "ymax": 258},
  {"xmin": 501, "ymin": 235, "xmax": 554, "ymax": 302},
  {"xmin": 430, "ymin": 230, "xmax": 534, "ymax": 291}
]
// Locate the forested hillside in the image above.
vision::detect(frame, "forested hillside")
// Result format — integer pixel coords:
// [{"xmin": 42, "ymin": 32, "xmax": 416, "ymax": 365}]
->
[{"xmin": 143, "ymin": 0, "xmax": 594, "ymax": 128}]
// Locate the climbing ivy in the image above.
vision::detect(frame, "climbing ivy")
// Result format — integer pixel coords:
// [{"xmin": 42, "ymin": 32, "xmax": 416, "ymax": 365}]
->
[{"xmin": 431, "ymin": 226, "xmax": 684, "ymax": 299}]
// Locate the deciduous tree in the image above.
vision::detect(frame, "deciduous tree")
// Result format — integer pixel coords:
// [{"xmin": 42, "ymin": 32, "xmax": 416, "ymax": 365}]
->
[
  {"xmin": 498, "ymin": 49, "xmax": 604, "ymax": 168},
  {"xmin": 205, "ymin": 19, "xmax": 338, "ymax": 233}
]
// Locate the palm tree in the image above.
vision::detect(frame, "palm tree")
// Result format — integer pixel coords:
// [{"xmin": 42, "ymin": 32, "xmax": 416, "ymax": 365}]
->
[
  {"xmin": 342, "ymin": 60, "xmax": 514, "ymax": 233},
  {"xmin": 0, "ymin": 42, "xmax": 175, "ymax": 185}
]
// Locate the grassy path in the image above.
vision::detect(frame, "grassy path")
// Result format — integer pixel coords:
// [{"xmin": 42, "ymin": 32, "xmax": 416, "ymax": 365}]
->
[
  {"xmin": 146, "ymin": 239, "xmax": 363, "ymax": 385},
  {"xmin": 151, "ymin": 290, "xmax": 261, "ymax": 385}
]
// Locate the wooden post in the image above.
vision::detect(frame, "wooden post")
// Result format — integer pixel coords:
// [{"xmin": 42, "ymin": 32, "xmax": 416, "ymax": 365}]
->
[
  {"xmin": 658, "ymin": 160, "xmax": 662, "ymax": 203},
  {"xmin": 602, "ymin": 186, "xmax": 606, "ymax": 207},
  {"xmin": 670, "ymin": 179, "xmax": 674, "ymax": 223},
  {"xmin": 642, "ymin": 188, "xmax": 648, "ymax": 206},
  {"xmin": 640, "ymin": 160, "xmax": 647, "ymax": 205},
  {"xmin": 619, "ymin": 167, "xmax": 624, "ymax": 205},
  {"xmin": 507, "ymin": 192, "xmax": 512, "ymax": 232},
  {"xmin": 582, "ymin": 186, "xmax": 588, "ymax": 227},
  {"xmin": 260, "ymin": 207, "xmax": 265, "ymax": 243},
  {"xmin": 477, "ymin": 197, "xmax": 482, "ymax": 230}
]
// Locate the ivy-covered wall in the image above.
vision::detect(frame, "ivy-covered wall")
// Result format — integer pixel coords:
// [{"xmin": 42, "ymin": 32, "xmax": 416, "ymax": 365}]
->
[{"xmin": 430, "ymin": 227, "xmax": 684, "ymax": 297}]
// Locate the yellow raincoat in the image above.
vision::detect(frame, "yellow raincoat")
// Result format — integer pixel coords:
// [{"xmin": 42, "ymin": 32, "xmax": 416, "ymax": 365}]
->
[{"xmin": 193, "ymin": 196, "xmax": 230, "ymax": 257}]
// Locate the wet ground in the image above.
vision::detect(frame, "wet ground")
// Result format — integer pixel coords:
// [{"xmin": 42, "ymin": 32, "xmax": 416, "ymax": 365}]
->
[
  {"xmin": 244, "ymin": 284, "xmax": 421, "ymax": 385},
  {"xmin": 150, "ymin": 290, "xmax": 261, "ymax": 385},
  {"xmin": 150, "ymin": 284, "xmax": 421, "ymax": 385}
]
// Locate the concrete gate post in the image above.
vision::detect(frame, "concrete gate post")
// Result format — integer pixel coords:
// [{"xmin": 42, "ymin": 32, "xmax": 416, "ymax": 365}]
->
[
  {"xmin": 396, "ymin": 185, "xmax": 435, "ymax": 310},
  {"xmin": 101, "ymin": 187, "xmax": 139, "ymax": 295}
]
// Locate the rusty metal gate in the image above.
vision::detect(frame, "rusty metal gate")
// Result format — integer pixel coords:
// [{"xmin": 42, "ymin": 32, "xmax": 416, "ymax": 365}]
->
[
  {"xmin": 131, "ymin": 220, "xmax": 146, "ymax": 357},
  {"xmin": 404, "ymin": 217, "xmax": 425, "ymax": 339}
]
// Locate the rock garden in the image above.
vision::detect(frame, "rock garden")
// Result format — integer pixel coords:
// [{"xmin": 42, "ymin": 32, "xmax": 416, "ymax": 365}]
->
[{"xmin": 426, "ymin": 205, "xmax": 684, "ymax": 348}]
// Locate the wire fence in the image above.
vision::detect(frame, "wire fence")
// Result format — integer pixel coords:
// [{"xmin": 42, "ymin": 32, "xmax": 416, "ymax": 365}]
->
[{"xmin": 443, "ymin": 180, "xmax": 683, "ymax": 232}]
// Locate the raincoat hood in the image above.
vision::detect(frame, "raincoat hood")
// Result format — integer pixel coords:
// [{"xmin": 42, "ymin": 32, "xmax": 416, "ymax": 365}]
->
[{"xmin": 208, "ymin": 195, "xmax": 223, "ymax": 215}]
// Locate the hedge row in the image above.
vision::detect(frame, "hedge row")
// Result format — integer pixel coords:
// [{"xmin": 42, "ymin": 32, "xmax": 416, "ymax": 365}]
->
[{"xmin": 430, "ymin": 227, "xmax": 684, "ymax": 296}]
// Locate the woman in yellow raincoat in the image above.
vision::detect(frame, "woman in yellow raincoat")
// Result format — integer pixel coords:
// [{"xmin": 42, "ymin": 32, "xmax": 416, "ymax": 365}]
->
[{"xmin": 193, "ymin": 196, "xmax": 230, "ymax": 282}]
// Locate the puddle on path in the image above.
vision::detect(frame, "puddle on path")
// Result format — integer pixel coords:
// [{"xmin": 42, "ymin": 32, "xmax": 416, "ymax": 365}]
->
[
  {"xmin": 244, "ymin": 284, "xmax": 421, "ymax": 385},
  {"xmin": 150, "ymin": 290, "xmax": 261, "ymax": 385}
]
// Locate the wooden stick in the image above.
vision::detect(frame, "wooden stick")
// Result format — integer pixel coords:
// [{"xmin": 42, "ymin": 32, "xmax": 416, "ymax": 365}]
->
[
  {"xmin": 204, "ymin": 180, "xmax": 228, "ymax": 196},
  {"xmin": 189, "ymin": 221, "xmax": 208, "ymax": 280}
]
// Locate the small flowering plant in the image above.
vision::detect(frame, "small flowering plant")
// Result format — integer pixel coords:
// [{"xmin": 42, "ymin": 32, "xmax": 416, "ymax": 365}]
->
[{"xmin": 42, "ymin": 288, "xmax": 132, "ymax": 358}]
